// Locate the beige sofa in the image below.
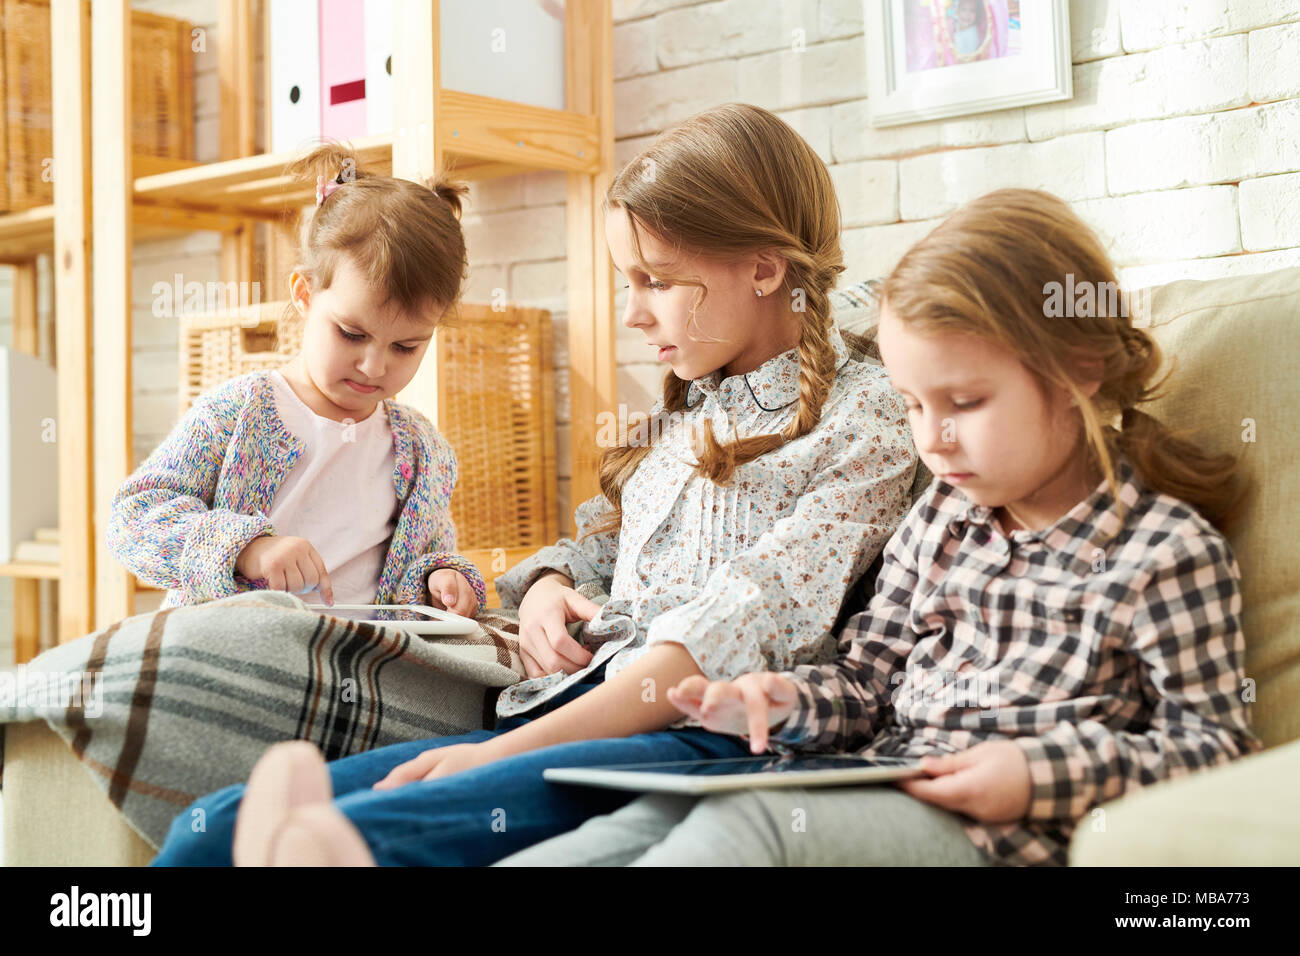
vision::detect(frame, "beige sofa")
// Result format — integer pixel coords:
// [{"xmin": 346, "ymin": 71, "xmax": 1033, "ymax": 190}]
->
[{"xmin": 5, "ymin": 266, "xmax": 1299, "ymax": 865}]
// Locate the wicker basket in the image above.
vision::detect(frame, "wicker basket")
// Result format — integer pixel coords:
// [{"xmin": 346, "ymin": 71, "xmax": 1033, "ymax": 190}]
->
[
  {"xmin": 177, "ymin": 300, "xmax": 303, "ymax": 412},
  {"xmin": 437, "ymin": 304, "xmax": 558, "ymax": 553},
  {"xmin": 1, "ymin": 0, "xmax": 195, "ymax": 212},
  {"xmin": 178, "ymin": 302, "xmax": 559, "ymax": 555}
]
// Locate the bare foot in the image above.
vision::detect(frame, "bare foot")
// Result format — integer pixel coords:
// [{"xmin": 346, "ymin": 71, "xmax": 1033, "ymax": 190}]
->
[
  {"xmin": 233, "ymin": 741, "xmax": 333, "ymax": 866},
  {"xmin": 269, "ymin": 805, "xmax": 377, "ymax": 866}
]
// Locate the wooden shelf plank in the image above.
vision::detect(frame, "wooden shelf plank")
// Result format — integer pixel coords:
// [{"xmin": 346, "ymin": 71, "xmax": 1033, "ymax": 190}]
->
[
  {"xmin": 132, "ymin": 132, "xmax": 393, "ymax": 217},
  {"xmin": 0, "ymin": 156, "xmax": 229, "ymax": 259},
  {"xmin": 0, "ymin": 205, "xmax": 55, "ymax": 260},
  {"xmin": 439, "ymin": 91, "xmax": 601, "ymax": 176},
  {"xmin": 0, "ymin": 561, "xmax": 62, "ymax": 580},
  {"xmin": 132, "ymin": 95, "xmax": 599, "ymax": 222},
  {"xmin": 0, "ymin": 205, "xmax": 250, "ymax": 260}
]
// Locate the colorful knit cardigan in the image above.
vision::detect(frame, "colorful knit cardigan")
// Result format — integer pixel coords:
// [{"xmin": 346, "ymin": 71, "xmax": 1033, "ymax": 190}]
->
[{"xmin": 108, "ymin": 370, "xmax": 487, "ymax": 612}]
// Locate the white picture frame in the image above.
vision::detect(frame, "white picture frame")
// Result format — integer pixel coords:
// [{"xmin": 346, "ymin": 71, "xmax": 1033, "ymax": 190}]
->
[{"xmin": 864, "ymin": 0, "xmax": 1072, "ymax": 127}]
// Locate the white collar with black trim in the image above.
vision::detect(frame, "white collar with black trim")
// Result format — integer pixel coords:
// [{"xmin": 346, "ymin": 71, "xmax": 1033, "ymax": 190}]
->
[{"xmin": 685, "ymin": 326, "xmax": 853, "ymax": 412}]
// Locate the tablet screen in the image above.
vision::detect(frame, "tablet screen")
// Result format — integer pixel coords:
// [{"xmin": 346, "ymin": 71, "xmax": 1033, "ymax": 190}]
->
[
  {"xmin": 578, "ymin": 755, "xmax": 918, "ymax": 776},
  {"xmin": 309, "ymin": 605, "xmax": 474, "ymax": 627}
]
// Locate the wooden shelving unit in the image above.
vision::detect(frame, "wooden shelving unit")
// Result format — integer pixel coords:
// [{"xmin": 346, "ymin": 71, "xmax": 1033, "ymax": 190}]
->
[{"xmin": 2, "ymin": 0, "xmax": 616, "ymax": 657}]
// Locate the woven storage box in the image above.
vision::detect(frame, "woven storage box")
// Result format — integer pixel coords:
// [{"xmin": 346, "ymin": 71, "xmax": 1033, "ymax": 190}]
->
[
  {"xmin": 1, "ymin": 0, "xmax": 194, "ymax": 212},
  {"xmin": 177, "ymin": 300, "xmax": 303, "ymax": 413},
  {"xmin": 437, "ymin": 303, "xmax": 558, "ymax": 552},
  {"xmin": 178, "ymin": 302, "xmax": 559, "ymax": 554}
]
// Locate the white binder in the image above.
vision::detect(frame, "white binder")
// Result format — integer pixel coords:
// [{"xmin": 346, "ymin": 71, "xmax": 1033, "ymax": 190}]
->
[
  {"xmin": 364, "ymin": 0, "xmax": 394, "ymax": 136},
  {"xmin": 269, "ymin": 0, "xmax": 322, "ymax": 155}
]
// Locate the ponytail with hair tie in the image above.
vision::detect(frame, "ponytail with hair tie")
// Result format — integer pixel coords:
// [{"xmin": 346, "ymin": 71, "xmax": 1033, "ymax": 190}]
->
[
  {"xmin": 428, "ymin": 174, "xmax": 468, "ymax": 221},
  {"xmin": 280, "ymin": 141, "xmax": 470, "ymax": 318}
]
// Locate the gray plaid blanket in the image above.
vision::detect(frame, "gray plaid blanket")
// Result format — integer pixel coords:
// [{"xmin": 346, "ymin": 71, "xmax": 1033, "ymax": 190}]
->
[{"xmin": 0, "ymin": 591, "xmax": 538, "ymax": 850}]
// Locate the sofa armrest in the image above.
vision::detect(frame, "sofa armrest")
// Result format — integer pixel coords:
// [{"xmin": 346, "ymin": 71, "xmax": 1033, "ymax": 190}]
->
[
  {"xmin": 1069, "ymin": 737, "xmax": 1300, "ymax": 865},
  {"xmin": 3, "ymin": 722, "xmax": 156, "ymax": 866}
]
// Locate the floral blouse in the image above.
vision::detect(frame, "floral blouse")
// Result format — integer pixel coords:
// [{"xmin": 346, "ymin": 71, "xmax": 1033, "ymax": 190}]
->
[{"xmin": 493, "ymin": 326, "xmax": 918, "ymax": 722}]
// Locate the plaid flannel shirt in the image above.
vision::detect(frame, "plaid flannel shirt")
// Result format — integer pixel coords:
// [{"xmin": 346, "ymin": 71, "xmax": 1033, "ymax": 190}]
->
[{"xmin": 770, "ymin": 456, "xmax": 1261, "ymax": 865}]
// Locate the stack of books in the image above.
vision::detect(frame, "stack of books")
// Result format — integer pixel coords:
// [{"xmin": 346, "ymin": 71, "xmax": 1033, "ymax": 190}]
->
[{"xmin": 12, "ymin": 526, "xmax": 58, "ymax": 564}]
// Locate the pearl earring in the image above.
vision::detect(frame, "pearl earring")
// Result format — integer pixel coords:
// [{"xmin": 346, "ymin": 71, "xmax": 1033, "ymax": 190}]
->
[{"xmin": 755, "ymin": 289, "xmax": 763, "ymax": 297}]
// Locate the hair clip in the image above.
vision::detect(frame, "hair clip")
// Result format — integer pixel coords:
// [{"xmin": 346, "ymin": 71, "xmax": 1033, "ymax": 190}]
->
[{"xmin": 316, "ymin": 173, "xmax": 345, "ymax": 205}]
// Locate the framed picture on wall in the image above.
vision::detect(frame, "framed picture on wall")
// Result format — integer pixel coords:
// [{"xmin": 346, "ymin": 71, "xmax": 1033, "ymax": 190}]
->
[{"xmin": 864, "ymin": 0, "xmax": 1072, "ymax": 127}]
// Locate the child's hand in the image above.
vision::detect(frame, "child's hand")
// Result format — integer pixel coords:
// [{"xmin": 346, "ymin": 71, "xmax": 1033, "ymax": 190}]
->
[
  {"xmin": 236, "ymin": 535, "xmax": 334, "ymax": 605},
  {"xmin": 372, "ymin": 741, "xmax": 498, "ymax": 788},
  {"xmin": 667, "ymin": 673, "xmax": 800, "ymax": 753},
  {"xmin": 896, "ymin": 740, "xmax": 1032, "ymax": 823},
  {"xmin": 516, "ymin": 573, "xmax": 598, "ymax": 679},
  {"xmin": 427, "ymin": 569, "xmax": 478, "ymax": 618}
]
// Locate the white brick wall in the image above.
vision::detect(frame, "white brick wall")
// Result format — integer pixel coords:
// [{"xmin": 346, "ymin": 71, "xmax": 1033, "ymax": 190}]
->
[
  {"xmin": 1249, "ymin": 20, "xmax": 1300, "ymax": 101},
  {"xmin": 655, "ymin": 0, "xmax": 818, "ymax": 68},
  {"xmin": 737, "ymin": 37, "xmax": 868, "ymax": 110},
  {"xmin": 831, "ymin": 98, "xmax": 1027, "ymax": 161},
  {"xmin": 1118, "ymin": 0, "xmax": 1300, "ymax": 52},
  {"xmin": 1070, "ymin": 0, "xmax": 1123, "ymax": 63},
  {"xmin": 1105, "ymin": 99, "xmax": 1300, "ymax": 194},
  {"xmin": 775, "ymin": 105, "xmax": 833, "ymax": 163},
  {"xmin": 8, "ymin": 0, "xmax": 1294, "ymax": 555},
  {"xmin": 832, "ymin": 160, "xmax": 899, "ymax": 227},
  {"xmin": 1074, "ymin": 186, "xmax": 1242, "ymax": 263},
  {"xmin": 899, "ymin": 132, "xmax": 1106, "ymax": 220},
  {"xmin": 1240, "ymin": 172, "xmax": 1300, "ymax": 251},
  {"xmin": 1025, "ymin": 36, "xmax": 1250, "ymax": 140}
]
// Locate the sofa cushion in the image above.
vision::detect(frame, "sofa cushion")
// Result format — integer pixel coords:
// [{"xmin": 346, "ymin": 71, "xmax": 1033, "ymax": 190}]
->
[
  {"xmin": 1069, "ymin": 734, "xmax": 1300, "ymax": 864},
  {"xmin": 830, "ymin": 279, "xmax": 882, "ymax": 339},
  {"xmin": 1139, "ymin": 266, "xmax": 1300, "ymax": 748}
]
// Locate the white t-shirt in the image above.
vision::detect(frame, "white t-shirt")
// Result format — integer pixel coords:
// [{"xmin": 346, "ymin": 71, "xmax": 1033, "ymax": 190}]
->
[{"xmin": 266, "ymin": 370, "xmax": 400, "ymax": 604}]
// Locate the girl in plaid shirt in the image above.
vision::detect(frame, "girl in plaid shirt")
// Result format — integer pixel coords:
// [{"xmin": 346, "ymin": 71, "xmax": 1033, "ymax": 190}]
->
[{"xmin": 497, "ymin": 188, "xmax": 1263, "ymax": 867}]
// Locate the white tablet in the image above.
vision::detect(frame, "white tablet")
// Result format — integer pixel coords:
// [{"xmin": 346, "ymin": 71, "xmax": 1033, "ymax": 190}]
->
[
  {"xmin": 304, "ymin": 603, "xmax": 480, "ymax": 636},
  {"xmin": 543, "ymin": 754, "xmax": 924, "ymax": 795}
]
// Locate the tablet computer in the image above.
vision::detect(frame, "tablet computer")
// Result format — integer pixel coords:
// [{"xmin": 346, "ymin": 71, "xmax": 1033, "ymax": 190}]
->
[
  {"xmin": 543, "ymin": 754, "xmax": 924, "ymax": 795},
  {"xmin": 304, "ymin": 603, "xmax": 480, "ymax": 636}
]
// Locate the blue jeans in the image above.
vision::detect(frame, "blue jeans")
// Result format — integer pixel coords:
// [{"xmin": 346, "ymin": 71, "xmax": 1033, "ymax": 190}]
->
[{"xmin": 151, "ymin": 673, "xmax": 751, "ymax": 866}]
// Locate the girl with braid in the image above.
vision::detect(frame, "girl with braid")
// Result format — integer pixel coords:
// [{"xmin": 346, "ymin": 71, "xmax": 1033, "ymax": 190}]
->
[{"xmin": 151, "ymin": 103, "xmax": 918, "ymax": 867}]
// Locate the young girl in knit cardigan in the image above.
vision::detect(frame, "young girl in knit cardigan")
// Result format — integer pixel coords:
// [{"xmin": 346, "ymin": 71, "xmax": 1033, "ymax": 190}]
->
[
  {"xmin": 497, "ymin": 188, "xmax": 1263, "ymax": 867},
  {"xmin": 109, "ymin": 144, "xmax": 486, "ymax": 616}
]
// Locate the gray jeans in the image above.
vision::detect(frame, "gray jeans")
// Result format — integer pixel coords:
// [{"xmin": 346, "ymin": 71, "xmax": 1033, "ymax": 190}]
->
[{"xmin": 494, "ymin": 786, "xmax": 994, "ymax": 866}]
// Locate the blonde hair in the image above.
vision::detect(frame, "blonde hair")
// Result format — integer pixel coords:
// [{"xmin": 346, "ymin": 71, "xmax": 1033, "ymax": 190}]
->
[
  {"xmin": 879, "ymin": 188, "xmax": 1243, "ymax": 531},
  {"xmin": 587, "ymin": 103, "xmax": 847, "ymax": 537},
  {"xmin": 281, "ymin": 142, "xmax": 470, "ymax": 321}
]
